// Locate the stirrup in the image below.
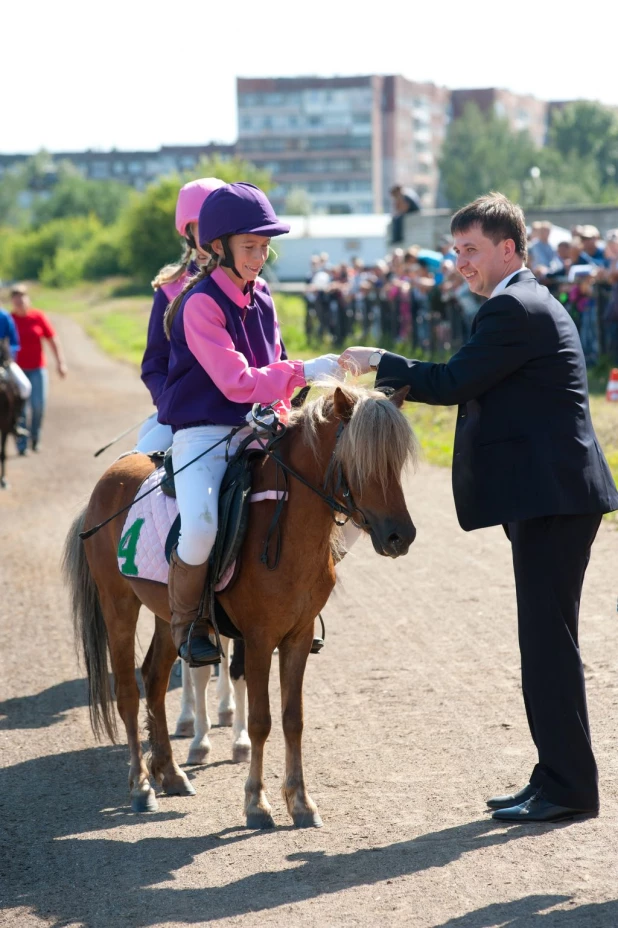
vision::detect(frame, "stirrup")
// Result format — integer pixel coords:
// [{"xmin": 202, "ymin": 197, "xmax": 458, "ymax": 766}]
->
[
  {"xmin": 310, "ymin": 614, "xmax": 326, "ymax": 655},
  {"xmin": 179, "ymin": 619, "xmax": 222, "ymax": 668}
]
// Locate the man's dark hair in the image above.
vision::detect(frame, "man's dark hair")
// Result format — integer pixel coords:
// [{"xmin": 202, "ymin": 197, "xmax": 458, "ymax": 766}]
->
[{"xmin": 450, "ymin": 192, "xmax": 528, "ymax": 262}]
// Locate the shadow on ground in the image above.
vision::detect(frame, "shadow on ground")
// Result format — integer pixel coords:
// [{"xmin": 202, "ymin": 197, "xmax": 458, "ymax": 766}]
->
[
  {"xmin": 3, "ymin": 745, "xmax": 604, "ymax": 928},
  {"xmin": 0, "ymin": 668, "xmax": 181, "ymax": 730},
  {"xmin": 433, "ymin": 895, "xmax": 618, "ymax": 927}
]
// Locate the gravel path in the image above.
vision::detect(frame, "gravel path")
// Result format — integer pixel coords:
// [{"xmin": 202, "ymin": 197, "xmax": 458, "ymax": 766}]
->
[{"xmin": 1, "ymin": 316, "xmax": 617, "ymax": 927}]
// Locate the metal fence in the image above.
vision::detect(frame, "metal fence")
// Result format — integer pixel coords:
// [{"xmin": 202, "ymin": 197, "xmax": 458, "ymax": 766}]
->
[
  {"xmin": 304, "ymin": 288, "xmax": 471, "ymax": 357},
  {"xmin": 303, "ymin": 280, "xmax": 618, "ymax": 366}
]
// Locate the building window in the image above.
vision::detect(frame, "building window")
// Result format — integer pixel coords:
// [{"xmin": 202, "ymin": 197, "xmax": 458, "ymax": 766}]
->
[{"xmin": 91, "ymin": 161, "xmax": 110, "ymax": 179}]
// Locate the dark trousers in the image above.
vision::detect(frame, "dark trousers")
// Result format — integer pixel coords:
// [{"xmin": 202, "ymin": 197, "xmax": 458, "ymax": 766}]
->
[{"xmin": 506, "ymin": 513, "xmax": 602, "ymax": 810}]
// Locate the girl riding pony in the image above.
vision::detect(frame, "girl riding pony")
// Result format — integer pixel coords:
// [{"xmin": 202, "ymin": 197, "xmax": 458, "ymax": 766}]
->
[{"xmin": 158, "ymin": 182, "xmax": 342, "ymax": 666}]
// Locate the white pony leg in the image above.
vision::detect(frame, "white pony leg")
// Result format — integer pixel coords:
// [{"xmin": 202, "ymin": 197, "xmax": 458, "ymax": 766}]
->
[
  {"xmin": 231, "ymin": 674, "xmax": 251, "ymax": 763},
  {"xmin": 174, "ymin": 661, "xmax": 196, "ymax": 738},
  {"xmin": 342, "ymin": 521, "xmax": 362, "ymax": 552},
  {"xmin": 186, "ymin": 664, "xmax": 213, "ymax": 765},
  {"xmin": 216, "ymin": 637, "xmax": 235, "ymax": 726}
]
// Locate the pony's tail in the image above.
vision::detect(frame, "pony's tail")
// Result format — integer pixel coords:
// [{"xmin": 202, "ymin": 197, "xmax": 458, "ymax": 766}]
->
[{"xmin": 62, "ymin": 508, "xmax": 118, "ymax": 743}]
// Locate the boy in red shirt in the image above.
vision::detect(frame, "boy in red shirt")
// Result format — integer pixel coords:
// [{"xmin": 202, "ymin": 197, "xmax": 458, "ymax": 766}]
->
[{"xmin": 10, "ymin": 284, "xmax": 68, "ymax": 455}]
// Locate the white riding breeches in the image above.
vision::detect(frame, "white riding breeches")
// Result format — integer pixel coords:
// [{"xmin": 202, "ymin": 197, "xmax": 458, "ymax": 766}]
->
[
  {"xmin": 8, "ymin": 362, "xmax": 32, "ymax": 400},
  {"xmin": 135, "ymin": 413, "xmax": 173, "ymax": 453},
  {"xmin": 172, "ymin": 424, "xmax": 252, "ymax": 566}
]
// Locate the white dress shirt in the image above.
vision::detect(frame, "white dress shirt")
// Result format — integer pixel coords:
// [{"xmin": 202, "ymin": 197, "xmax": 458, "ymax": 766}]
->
[{"xmin": 490, "ymin": 267, "xmax": 526, "ymax": 298}]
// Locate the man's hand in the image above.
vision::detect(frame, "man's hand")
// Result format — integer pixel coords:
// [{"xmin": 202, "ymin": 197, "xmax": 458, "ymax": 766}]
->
[
  {"xmin": 338, "ymin": 346, "xmax": 379, "ymax": 375},
  {"xmin": 57, "ymin": 361, "xmax": 68, "ymax": 379}
]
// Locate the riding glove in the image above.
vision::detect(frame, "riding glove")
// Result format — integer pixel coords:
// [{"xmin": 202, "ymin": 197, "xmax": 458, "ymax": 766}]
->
[{"xmin": 303, "ymin": 354, "xmax": 345, "ymax": 384}]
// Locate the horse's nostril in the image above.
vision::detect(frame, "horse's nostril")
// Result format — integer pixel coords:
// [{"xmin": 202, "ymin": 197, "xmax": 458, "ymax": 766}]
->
[{"xmin": 388, "ymin": 533, "xmax": 402, "ymax": 549}]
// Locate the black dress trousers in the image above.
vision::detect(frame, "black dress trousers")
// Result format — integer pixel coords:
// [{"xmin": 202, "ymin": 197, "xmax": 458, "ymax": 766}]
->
[{"xmin": 506, "ymin": 513, "xmax": 602, "ymax": 811}]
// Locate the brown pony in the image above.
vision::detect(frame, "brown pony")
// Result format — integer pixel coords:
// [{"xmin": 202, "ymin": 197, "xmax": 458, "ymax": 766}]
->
[
  {"xmin": 0, "ymin": 338, "xmax": 21, "ymax": 489},
  {"xmin": 63, "ymin": 384, "xmax": 418, "ymax": 827}
]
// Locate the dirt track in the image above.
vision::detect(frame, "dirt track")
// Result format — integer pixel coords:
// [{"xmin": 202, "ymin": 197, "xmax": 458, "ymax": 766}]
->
[{"xmin": 1, "ymin": 316, "xmax": 617, "ymax": 928}]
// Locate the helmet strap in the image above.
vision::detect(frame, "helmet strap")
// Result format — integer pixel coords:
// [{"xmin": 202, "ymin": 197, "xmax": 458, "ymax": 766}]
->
[{"xmin": 220, "ymin": 235, "xmax": 243, "ymax": 280}]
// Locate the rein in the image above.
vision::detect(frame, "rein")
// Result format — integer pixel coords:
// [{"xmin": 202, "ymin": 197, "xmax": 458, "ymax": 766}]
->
[
  {"xmin": 80, "ymin": 406, "xmax": 367, "ymax": 550},
  {"xmin": 79, "ymin": 427, "xmax": 244, "ymax": 540}
]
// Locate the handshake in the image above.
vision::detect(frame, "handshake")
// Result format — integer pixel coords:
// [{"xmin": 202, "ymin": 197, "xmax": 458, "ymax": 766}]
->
[{"xmin": 303, "ymin": 347, "xmax": 383, "ymax": 383}]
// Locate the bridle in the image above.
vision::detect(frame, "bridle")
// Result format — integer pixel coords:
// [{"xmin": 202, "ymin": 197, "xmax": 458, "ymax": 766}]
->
[{"xmin": 247, "ymin": 411, "xmax": 371, "ymax": 570}]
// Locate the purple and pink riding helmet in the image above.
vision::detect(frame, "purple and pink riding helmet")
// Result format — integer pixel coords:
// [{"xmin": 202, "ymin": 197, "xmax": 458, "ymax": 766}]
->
[{"xmin": 197, "ymin": 182, "xmax": 290, "ymax": 278}]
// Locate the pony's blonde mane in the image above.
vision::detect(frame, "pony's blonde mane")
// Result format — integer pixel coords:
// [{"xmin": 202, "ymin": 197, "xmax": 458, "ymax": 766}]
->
[{"xmin": 289, "ymin": 382, "xmax": 419, "ymax": 497}]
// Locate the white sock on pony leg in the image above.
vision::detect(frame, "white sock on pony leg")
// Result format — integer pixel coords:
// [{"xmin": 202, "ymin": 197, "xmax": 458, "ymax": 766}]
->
[
  {"xmin": 216, "ymin": 638, "xmax": 235, "ymax": 727},
  {"xmin": 231, "ymin": 675, "xmax": 250, "ymax": 763},
  {"xmin": 174, "ymin": 661, "xmax": 196, "ymax": 738},
  {"xmin": 186, "ymin": 664, "xmax": 213, "ymax": 765}
]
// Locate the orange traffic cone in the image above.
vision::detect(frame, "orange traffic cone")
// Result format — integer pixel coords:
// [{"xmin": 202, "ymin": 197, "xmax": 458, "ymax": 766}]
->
[{"xmin": 606, "ymin": 368, "xmax": 618, "ymax": 402}]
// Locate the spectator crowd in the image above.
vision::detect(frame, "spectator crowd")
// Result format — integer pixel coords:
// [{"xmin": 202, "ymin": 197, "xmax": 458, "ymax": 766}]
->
[{"xmin": 304, "ymin": 222, "xmax": 618, "ymax": 366}]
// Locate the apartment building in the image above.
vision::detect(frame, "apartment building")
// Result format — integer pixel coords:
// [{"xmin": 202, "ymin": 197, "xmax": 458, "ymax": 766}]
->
[
  {"xmin": 236, "ymin": 75, "xmax": 450, "ymax": 215},
  {"xmin": 451, "ymin": 88, "xmax": 549, "ymax": 147},
  {"xmin": 0, "ymin": 143, "xmax": 235, "ymax": 191}
]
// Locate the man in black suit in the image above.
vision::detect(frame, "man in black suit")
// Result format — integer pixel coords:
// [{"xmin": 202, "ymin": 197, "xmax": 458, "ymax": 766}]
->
[{"xmin": 340, "ymin": 193, "xmax": 618, "ymax": 823}]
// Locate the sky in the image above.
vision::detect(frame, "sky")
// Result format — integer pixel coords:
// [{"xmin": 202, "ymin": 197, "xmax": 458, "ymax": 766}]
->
[{"xmin": 4, "ymin": 0, "xmax": 618, "ymax": 154}]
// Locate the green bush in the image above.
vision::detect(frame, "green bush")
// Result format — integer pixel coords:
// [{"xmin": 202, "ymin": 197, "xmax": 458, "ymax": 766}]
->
[
  {"xmin": 39, "ymin": 246, "xmax": 86, "ymax": 288},
  {"xmin": 81, "ymin": 224, "xmax": 125, "ymax": 279},
  {"xmin": 121, "ymin": 177, "xmax": 180, "ymax": 283},
  {"xmin": 5, "ymin": 214, "xmax": 102, "ymax": 281}
]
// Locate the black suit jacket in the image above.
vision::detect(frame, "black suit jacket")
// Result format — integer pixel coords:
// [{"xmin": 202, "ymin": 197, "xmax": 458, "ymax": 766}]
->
[{"xmin": 377, "ymin": 269, "xmax": 618, "ymax": 531}]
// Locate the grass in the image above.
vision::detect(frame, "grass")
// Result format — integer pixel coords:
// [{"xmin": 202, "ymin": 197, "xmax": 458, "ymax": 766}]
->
[{"xmin": 27, "ymin": 278, "xmax": 618, "ymax": 485}]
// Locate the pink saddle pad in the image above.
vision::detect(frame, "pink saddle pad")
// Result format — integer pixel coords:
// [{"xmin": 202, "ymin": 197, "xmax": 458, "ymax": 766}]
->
[{"xmin": 117, "ymin": 468, "xmax": 286, "ymax": 588}]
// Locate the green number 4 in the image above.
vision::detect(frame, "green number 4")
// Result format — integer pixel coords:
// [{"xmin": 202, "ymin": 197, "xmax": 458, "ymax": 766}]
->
[{"xmin": 118, "ymin": 518, "xmax": 145, "ymax": 576}]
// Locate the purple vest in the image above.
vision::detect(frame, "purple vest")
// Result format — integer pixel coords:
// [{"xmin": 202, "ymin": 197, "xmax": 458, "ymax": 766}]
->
[
  {"xmin": 140, "ymin": 263, "xmax": 199, "ymax": 406},
  {"xmin": 157, "ymin": 273, "xmax": 281, "ymax": 431}
]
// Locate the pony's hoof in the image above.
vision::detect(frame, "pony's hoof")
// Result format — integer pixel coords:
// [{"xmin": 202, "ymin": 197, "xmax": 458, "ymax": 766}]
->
[
  {"xmin": 187, "ymin": 745, "xmax": 211, "ymax": 766},
  {"xmin": 131, "ymin": 785, "xmax": 158, "ymax": 813},
  {"xmin": 0, "ymin": 478, "xmax": 7, "ymax": 490},
  {"xmin": 246, "ymin": 811, "xmax": 276, "ymax": 829},
  {"xmin": 174, "ymin": 719, "xmax": 195, "ymax": 738},
  {"xmin": 232, "ymin": 743, "xmax": 251, "ymax": 764},
  {"xmin": 218, "ymin": 709, "xmax": 234, "ymax": 727},
  {"xmin": 163, "ymin": 774, "xmax": 196, "ymax": 797},
  {"xmin": 293, "ymin": 811, "xmax": 323, "ymax": 828}
]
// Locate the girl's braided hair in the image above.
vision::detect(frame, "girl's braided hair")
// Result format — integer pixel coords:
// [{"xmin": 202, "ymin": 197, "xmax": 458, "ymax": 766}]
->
[
  {"xmin": 152, "ymin": 231, "xmax": 196, "ymax": 291},
  {"xmin": 163, "ymin": 249, "xmax": 219, "ymax": 339}
]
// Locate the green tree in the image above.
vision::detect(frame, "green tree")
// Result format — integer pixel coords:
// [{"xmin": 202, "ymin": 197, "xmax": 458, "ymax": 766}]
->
[
  {"xmin": 549, "ymin": 101, "xmax": 618, "ymax": 185},
  {"xmin": 32, "ymin": 174, "xmax": 131, "ymax": 226},
  {"xmin": 284, "ymin": 187, "xmax": 311, "ymax": 215},
  {"xmin": 439, "ymin": 103, "xmax": 537, "ymax": 208},
  {"xmin": 190, "ymin": 155, "xmax": 273, "ymax": 192}
]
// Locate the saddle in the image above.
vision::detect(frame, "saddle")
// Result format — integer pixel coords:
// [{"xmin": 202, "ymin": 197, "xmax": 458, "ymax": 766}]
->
[
  {"xmin": 155, "ymin": 442, "xmax": 259, "ymax": 597},
  {"xmin": 149, "ymin": 424, "xmax": 283, "ymax": 641}
]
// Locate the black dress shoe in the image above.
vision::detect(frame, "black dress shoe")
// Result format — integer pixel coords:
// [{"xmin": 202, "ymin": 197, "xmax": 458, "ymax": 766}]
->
[
  {"xmin": 487, "ymin": 783, "xmax": 536, "ymax": 810},
  {"xmin": 178, "ymin": 634, "xmax": 221, "ymax": 668},
  {"xmin": 492, "ymin": 792, "xmax": 598, "ymax": 823}
]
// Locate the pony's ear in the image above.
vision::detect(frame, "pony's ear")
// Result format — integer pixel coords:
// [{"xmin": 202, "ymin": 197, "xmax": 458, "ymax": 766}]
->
[
  {"xmin": 333, "ymin": 386, "xmax": 354, "ymax": 421},
  {"xmin": 291, "ymin": 385, "xmax": 311, "ymax": 409},
  {"xmin": 389, "ymin": 386, "xmax": 409, "ymax": 409}
]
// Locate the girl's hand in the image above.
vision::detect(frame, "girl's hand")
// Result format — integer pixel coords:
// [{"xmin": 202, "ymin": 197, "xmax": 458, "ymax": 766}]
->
[{"xmin": 303, "ymin": 354, "xmax": 345, "ymax": 383}]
